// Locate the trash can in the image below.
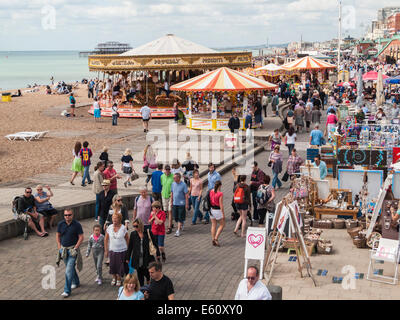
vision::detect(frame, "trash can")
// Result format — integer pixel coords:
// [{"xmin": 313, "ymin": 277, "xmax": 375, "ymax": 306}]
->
[{"xmin": 2, "ymin": 93, "xmax": 11, "ymax": 102}]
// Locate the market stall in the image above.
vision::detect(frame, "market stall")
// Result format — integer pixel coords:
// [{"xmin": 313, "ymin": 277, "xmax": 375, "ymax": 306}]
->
[
  {"xmin": 88, "ymin": 34, "xmax": 252, "ymax": 118},
  {"xmin": 253, "ymin": 63, "xmax": 298, "ymax": 82},
  {"xmin": 170, "ymin": 67, "xmax": 278, "ymax": 131}
]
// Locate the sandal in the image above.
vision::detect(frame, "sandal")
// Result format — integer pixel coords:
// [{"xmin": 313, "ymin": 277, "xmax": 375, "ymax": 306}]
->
[
  {"xmin": 214, "ymin": 239, "xmax": 220, "ymax": 247},
  {"xmin": 166, "ymin": 227, "xmax": 172, "ymax": 234},
  {"xmin": 212, "ymin": 240, "xmax": 217, "ymax": 246},
  {"xmin": 111, "ymin": 279, "xmax": 116, "ymax": 286},
  {"xmin": 116, "ymin": 280, "xmax": 121, "ymax": 286}
]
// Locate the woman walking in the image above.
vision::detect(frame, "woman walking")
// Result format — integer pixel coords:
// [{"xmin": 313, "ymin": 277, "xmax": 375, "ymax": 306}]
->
[
  {"xmin": 268, "ymin": 129, "xmax": 282, "ymax": 151},
  {"xmin": 106, "ymin": 195, "xmax": 130, "ymax": 230},
  {"xmin": 284, "ymin": 126, "xmax": 297, "ymax": 156},
  {"xmin": 325, "ymin": 109, "xmax": 338, "ymax": 137},
  {"xmin": 143, "ymin": 145, "xmax": 158, "ymax": 186},
  {"xmin": 209, "ymin": 181, "xmax": 225, "ymax": 247},
  {"xmin": 121, "ymin": 148, "xmax": 135, "ymax": 188},
  {"xmin": 311, "ymin": 106, "xmax": 322, "ymax": 125},
  {"xmin": 189, "ymin": 169, "xmax": 203, "ymax": 225},
  {"xmin": 149, "ymin": 201, "xmax": 166, "ymax": 262},
  {"xmin": 93, "ymin": 161, "xmax": 105, "ymax": 222},
  {"xmin": 286, "ymin": 148, "xmax": 304, "ymax": 180},
  {"xmin": 117, "ymin": 273, "xmax": 144, "ymax": 300},
  {"xmin": 70, "ymin": 141, "xmax": 83, "ymax": 185},
  {"xmin": 269, "ymin": 145, "xmax": 283, "ymax": 189},
  {"xmin": 304, "ymin": 103, "xmax": 312, "ymax": 133},
  {"xmin": 256, "ymin": 175, "xmax": 275, "ymax": 228},
  {"xmin": 125, "ymin": 218, "xmax": 159, "ymax": 286},
  {"xmin": 233, "ymin": 175, "xmax": 252, "ymax": 238},
  {"xmin": 294, "ymin": 103, "xmax": 305, "ymax": 133},
  {"xmin": 104, "ymin": 213, "xmax": 129, "ymax": 287}
]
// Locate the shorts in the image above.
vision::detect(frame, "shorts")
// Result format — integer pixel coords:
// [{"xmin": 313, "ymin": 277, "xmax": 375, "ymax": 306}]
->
[
  {"xmin": 172, "ymin": 205, "xmax": 186, "ymax": 223},
  {"xmin": 38, "ymin": 208, "xmax": 58, "ymax": 218},
  {"xmin": 235, "ymin": 203, "xmax": 248, "ymax": 211},
  {"xmin": 162, "ymin": 198, "xmax": 172, "ymax": 212},
  {"xmin": 142, "ymin": 118, "xmax": 150, "ymax": 122},
  {"xmin": 156, "ymin": 235, "xmax": 165, "ymax": 247},
  {"xmin": 70, "ymin": 104, "xmax": 75, "ymax": 108},
  {"xmin": 210, "ymin": 208, "xmax": 223, "ymax": 221},
  {"xmin": 152, "ymin": 192, "xmax": 162, "ymax": 202},
  {"xmin": 17, "ymin": 212, "xmax": 44, "ymax": 223},
  {"xmin": 94, "ymin": 108, "xmax": 101, "ymax": 118}
]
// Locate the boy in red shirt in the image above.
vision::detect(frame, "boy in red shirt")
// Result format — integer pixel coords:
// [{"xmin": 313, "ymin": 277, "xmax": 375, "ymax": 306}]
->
[{"xmin": 149, "ymin": 201, "xmax": 166, "ymax": 262}]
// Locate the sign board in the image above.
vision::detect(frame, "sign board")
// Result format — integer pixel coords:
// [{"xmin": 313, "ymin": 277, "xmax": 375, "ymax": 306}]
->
[
  {"xmin": 374, "ymin": 238, "xmax": 399, "ymax": 262},
  {"xmin": 216, "ymin": 120, "xmax": 230, "ymax": 130},
  {"xmin": 245, "ymin": 227, "xmax": 267, "ymax": 260},
  {"xmin": 300, "ymin": 166, "xmax": 320, "ymax": 180},
  {"xmin": 191, "ymin": 119, "xmax": 213, "ymax": 130},
  {"xmin": 276, "ymin": 206, "xmax": 290, "ymax": 235}
]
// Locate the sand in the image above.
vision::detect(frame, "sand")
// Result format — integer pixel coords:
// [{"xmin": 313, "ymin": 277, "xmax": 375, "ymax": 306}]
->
[{"xmin": 0, "ymin": 85, "xmax": 143, "ymax": 184}]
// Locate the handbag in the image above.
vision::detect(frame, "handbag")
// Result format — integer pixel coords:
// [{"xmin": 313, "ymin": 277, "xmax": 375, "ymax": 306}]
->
[
  {"xmin": 123, "ymin": 166, "xmax": 133, "ymax": 174},
  {"xmin": 282, "ymin": 171, "xmax": 289, "ymax": 182},
  {"xmin": 143, "ymin": 165, "xmax": 149, "ymax": 173},
  {"xmin": 131, "ymin": 172, "xmax": 139, "ymax": 181},
  {"xmin": 147, "ymin": 229, "xmax": 157, "ymax": 257}
]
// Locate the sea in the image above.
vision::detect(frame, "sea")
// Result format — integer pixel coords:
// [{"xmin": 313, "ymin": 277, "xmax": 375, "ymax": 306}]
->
[
  {"xmin": 0, "ymin": 51, "xmax": 95, "ymax": 91},
  {"xmin": 0, "ymin": 49, "xmax": 268, "ymax": 91}
]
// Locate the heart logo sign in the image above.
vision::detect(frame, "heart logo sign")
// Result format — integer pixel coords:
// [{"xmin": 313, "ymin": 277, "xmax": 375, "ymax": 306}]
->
[{"xmin": 248, "ymin": 234, "xmax": 264, "ymax": 248}]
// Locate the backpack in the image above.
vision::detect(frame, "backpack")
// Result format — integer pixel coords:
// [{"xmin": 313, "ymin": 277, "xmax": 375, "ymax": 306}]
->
[
  {"xmin": 201, "ymin": 190, "xmax": 211, "ymax": 212},
  {"xmin": 256, "ymin": 187, "xmax": 270, "ymax": 205},
  {"xmin": 12, "ymin": 196, "xmax": 22, "ymax": 218},
  {"xmin": 234, "ymin": 185, "xmax": 245, "ymax": 204}
]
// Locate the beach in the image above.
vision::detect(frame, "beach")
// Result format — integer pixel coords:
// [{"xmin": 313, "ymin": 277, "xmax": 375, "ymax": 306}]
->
[{"xmin": 0, "ymin": 85, "xmax": 143, "ymax": 184}]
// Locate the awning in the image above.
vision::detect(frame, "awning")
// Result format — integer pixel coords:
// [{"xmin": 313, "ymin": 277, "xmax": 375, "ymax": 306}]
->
[{"xmin": 282, "ymin": 56, "xmax": 336, "ymax": 71}]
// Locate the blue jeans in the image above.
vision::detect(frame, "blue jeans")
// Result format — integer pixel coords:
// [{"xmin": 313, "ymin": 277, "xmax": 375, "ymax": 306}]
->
[
  {"xmin": 191, "ymin": 196, "xmax": 203, "ymax": 224},
  {"xmin": 82, "ymin": 166, "xmax": 91, "ymax": 185},
  {"xmin": 62, "ymin": 249, "xmax": 80, "ymax": 294},
  {"xmin": 95, "ymin": 193, "xmax": 101, "ymax": 220},
  {"xmin": 272, "ymin": 172, "xmax": 282, "ymax": 188},
  {"xmin": 112, "ymin": 114, "xmax": 118, "ymax": 125}
]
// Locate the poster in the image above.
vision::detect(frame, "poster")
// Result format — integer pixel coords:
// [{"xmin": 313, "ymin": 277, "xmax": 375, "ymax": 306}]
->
[
  {"xmin": 245, "ymin": 227, "xmax": 266, "ymax": 260},
  {"xmin": 277, "ymin": 206, "xmax": 289, "ymax": 235}
]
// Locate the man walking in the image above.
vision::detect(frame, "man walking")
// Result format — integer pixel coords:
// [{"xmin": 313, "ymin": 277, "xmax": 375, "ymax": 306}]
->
[
  {"xmin": 309, "ymin": 124, "xmax": 324, "ymax": 147},
  {"xmin": 98, "ymin": 180, "xmax": 116, "ymax": 234},
  {"xmin": 103, "ymin": 160, "xmax": 121, "ymax": 193},
  {"xmin": 228, "ymin": 112, "xmax": 241, "ymax": 134},
  {"xmin": 250, "ymin": 162, "xmax": 266, "ymax": 223},
  {"xmin": 144, "ymin": 261, "xmax": 174, "ymax": 300},
  {"xmin": 140, "ymin": 104, "xmax": 151, "ymax": 133},
  {"xmin": 151, "ymin": 163, "xmax": 164, "ymax": 202},
  {"xmin": 271, "ymin": 93, "xmax": 279, "ymax": 117},
  {"xmin": 79, "ymin": 141, "xmax": 93, "ymax": 187},
  {"xmin": 171, "ymin": 173, "xmax": 189, "ymax": 237},
  {"xmin": 161, "ymin": 165, "xmax": 175, "ymax": 235},
  {"xmin": 204, "ymin": 163, "xmax": 221, "ymax": 224},
  {"xmin": 56, "ymin": 209, "xmax": 84, "ymax": 298}
]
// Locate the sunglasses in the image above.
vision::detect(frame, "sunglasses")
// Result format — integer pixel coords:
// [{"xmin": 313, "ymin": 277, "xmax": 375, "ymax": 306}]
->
[
  {"xmin": 64, "ymin": 214, "xmax": 72, "ymax": 217},
  {"xmin": 25, "ymin": 191, "xmax": 32, "ymax": 194},
  {"xmin": 247, "ymin": 276, "xmax": 256, "ymax": 281},
  {"xmin": 116, "ymin": 199, "xmax": 122, "ymax": 202},
  {"xmin": 133, "ymin": 225, "xmax": 139, "ymax": 228}
]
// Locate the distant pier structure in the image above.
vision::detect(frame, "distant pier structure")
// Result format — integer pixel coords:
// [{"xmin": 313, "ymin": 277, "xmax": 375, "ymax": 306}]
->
[{"xmin": 79, "ymin": 41, "xmax": 132, "ymax": 57}]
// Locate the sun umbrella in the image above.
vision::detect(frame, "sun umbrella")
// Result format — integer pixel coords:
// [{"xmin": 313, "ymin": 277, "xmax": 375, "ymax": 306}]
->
[
  {"xmin": 170, "ymin": 67, "xmax": 278, "ymax": 92},
  {"xmin": 385, "ymin": 76, "xmax": 400, "ymax": 84},
  {"xmin": 360, "ymin": 71, "xmax": 389, "ymax": 82}
]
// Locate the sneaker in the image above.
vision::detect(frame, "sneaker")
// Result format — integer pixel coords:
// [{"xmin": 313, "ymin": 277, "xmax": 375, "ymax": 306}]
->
[
  {"xmin": 94, "ymin": 218, "xmax": 98, "ymax": 222},
  {"xmin": 88, "ymin": 180, "xmax": 93, "ymax": 185},
  {"xmin": 127, "ymin": 182, "xmax": 132, "ymax": 186},
  {"xmin": 181, "ymin": 223, "xmax": 184, "ymax": 231},
  {"xmin": 97, "ymin": 279, "xmax": 102, "ymax": 285},
  {"xmin": 95, "ymin": 277, "xmax": 99, "ymax": 283},
  {"xmin": 71, "ymin": 284, "xmax": 79, "ymax": 289},
  {"xmin": 175, "ymin": 230, "xmax": 180, "ymax": 237},
  {"xmin": 61, "ymin": 292, "xmax": 70, "ymax": 298},
  {"xmin": 162, "ymin": 252, "xmax": 166, "ymax": 262},
  {"xmin": 124, "ymin": 181, "xmax": 128, "ymax": 188}
]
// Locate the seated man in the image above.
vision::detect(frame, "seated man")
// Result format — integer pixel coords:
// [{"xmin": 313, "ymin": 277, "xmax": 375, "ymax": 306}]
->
[
  {"xmin": 34, "ymin": 185, "xmax": 58, "ymax": 229},
  {"xmin": 17, "ymin": 187, "xmax": 48, "ymax": 237}
]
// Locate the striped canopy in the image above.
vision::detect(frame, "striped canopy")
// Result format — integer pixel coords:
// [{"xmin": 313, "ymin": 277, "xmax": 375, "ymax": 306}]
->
[
  {"xmin": 282, "ymin": 56, "xmax": 336, "ymax": 71},
  {"xmin": 254, "ymin": 63, "xmax": 292, "ymax": 77},
  {"xmin": 170, "ymin": 67, "xmax": 278, "ymax": 92}
]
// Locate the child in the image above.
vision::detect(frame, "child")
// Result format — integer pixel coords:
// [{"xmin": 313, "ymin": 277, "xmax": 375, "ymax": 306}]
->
[
  {"xmin": 148, "ymin": 201, "xmax": 166, "ymax": 262},
  {"xmin": 86, "ymin": 224, "xmax": 105, "ymax": 285}
]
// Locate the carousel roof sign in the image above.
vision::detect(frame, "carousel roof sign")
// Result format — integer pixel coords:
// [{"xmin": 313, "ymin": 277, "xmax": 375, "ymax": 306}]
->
[{"xmin": 120, "ymin": 34, "xmax": 218, "ymax": 56}]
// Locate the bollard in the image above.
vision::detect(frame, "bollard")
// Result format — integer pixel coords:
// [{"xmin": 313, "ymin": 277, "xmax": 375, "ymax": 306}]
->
[{"xmin": 267, "ymin": 285, "xmax": 282, "ymax": 300}]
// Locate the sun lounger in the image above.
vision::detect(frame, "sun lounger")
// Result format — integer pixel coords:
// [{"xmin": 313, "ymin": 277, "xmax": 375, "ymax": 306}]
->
[{"xmin": 5, "ymin": 131, "xmax": 49, "ymax": 141}]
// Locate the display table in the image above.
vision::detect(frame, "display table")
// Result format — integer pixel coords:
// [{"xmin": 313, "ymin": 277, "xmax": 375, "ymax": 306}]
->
[{"xmin": 314, "ymin": 207, "xmax": 358, "ymax": 220}]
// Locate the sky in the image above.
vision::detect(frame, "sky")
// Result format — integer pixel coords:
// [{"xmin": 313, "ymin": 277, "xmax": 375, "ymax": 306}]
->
[{"xmin": 0, "ymin": 0, "xmax": 400, "ymax": 51}]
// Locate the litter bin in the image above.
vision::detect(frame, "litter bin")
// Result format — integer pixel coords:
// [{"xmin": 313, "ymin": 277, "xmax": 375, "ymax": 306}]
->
[{"xmin": 2, "ymin": 93, "xmax": 11, "ymax": 102}]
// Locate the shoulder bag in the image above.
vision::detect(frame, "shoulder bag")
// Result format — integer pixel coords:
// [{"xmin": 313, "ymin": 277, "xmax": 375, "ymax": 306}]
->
[{"xmin": 147, "ymin": 229, "xmax": 157, "ymax": 258}]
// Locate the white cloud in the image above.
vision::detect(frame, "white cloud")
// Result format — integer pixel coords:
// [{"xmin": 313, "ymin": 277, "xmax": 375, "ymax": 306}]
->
[{"xmin": 149, "ymin": 4, "xmax": 174, "ymax": 14}]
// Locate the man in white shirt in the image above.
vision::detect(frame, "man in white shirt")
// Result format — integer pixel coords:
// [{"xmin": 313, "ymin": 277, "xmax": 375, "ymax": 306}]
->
[
  {"xmin": 140, "ymin": 104, "xmax": 151, "ymax": 133},
  {"xmin": 235, "ymin": 266, "xmax": 272, "ymax": 300}
]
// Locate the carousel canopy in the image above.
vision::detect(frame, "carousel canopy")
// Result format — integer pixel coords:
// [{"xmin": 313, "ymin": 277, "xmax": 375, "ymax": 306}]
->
[
  {"xmin": 281, "ymin": 56, "xmax": 336, "ymax": 71},
  {"xmin": 170, "ymin": 67, "xmax": 278, "ymax": 92},
  {"xmin": 254, "ymin": 63, "xmax": 292, "ymax": 77},
  {"xmin": 120, "ymin": 34, "xmax": 217, "ymax": 56}
]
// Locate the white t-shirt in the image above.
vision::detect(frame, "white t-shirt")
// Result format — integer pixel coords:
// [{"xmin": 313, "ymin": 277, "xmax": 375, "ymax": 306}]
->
[
  {"xmin": 140, "ymin": 106, "xmax": 151, "ymax": 119},
  {"xmin": 285, "ymin": 133, "xmax": 296, "ymax": 145},
  {"xmin": 235, "ymin": 279, "xmax": 272, "ymax": 300},
  {"xmin": 107, "ymin": 224, "xmax": 127, "ymax": 253},
  {"xmin": 93, "ymin": 101, "xmax": 100, "ymax": 110},
  {"xmin": 111, "ymin": 105, "xmax": 118, "ymax": 115}
]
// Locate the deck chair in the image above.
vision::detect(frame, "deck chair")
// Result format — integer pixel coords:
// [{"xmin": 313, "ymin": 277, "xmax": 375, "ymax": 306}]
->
[
  {"xmin": 5, "ymin": 132, "xmax": 38, "ymax": 141},
  {"xmin": 367, "ymin": 237, "xmax": 399, "ymax": 285}
]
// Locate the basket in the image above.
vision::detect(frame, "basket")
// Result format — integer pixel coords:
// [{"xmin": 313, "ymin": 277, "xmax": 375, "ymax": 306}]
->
[
  {"xmin": 347, "ymin": 226, "xmax": 363, "ymax": 238},
  {"xmin": 301, "ymin": 241, "xmax": 315, "ymax": 256},
  {"xmin": 313, "ymin": 220, "xmax": 333, "ymax": 229},
  {"xmin": 283, "ymin": 238, "xmax": 300, "ymax": 249},
  {"xmin": 304, "ymin": 234, "xmax": 320, "ymax": 246},
  {"xmin": 345, "ymin": 219, "xmax": 358, "ymax": 229},
  {"xmin": 317, "ymin": 240, "xmax": 333, "ymax": 254},
  {"xmin": 353, "ymin": 236, "xmax": 367, "ymax": 248},
  {"xmin": 333, "ymin": 218, "xmax": 345, "ymax": 229},
  {"xmin": 359, "ymin": 220, "xmax": 367, "ymax": 229}
]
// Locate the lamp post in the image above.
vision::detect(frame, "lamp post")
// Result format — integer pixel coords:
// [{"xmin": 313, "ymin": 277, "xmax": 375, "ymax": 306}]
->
[{"xmin": 338, "ymin": 0, "xmax": 342, "ymax": 72}]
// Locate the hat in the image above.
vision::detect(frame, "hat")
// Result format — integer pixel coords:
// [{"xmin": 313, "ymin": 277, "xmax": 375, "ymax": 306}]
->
[
  {"xmin": 165, "ymin": 165, "xmax": 171, "ymax": 170},
  {"xmin": 101, "ymin": 180, "xmax": 111, "ymax": 186}
]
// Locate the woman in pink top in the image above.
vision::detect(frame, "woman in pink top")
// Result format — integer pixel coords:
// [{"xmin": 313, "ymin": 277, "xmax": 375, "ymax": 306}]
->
[
  {"xmin": 209, "ymin": 180, "xmax": 224, "ymax": 247},
  {"xmin": 148, "ymin": 201, "xmax": 166, "ymax": 262},
  {"xmin": 325, "ymin": 109, "xmax": 338, "ymax": 136},
  {"xmin": 189, "ymin": 169, "xmax": 203, "ymax": 225}
]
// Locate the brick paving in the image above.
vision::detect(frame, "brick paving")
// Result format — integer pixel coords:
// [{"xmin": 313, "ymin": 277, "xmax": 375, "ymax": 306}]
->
[{"xmin": 1, "ymin": 110, "xmax": 398, "ymax": 300}]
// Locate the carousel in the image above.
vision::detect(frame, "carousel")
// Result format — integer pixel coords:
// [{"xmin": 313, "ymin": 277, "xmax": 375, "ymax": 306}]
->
[
  {"xmin": 253, "ymin": 63, "xmax": 297, "ymax": 82},
  {"xmin": 87, "ymin": 34, "xmax": 252, "ymax": 118},
  {"xmin": 170, "ymin": 67, "xmax": 278, "ymax": 131}
]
